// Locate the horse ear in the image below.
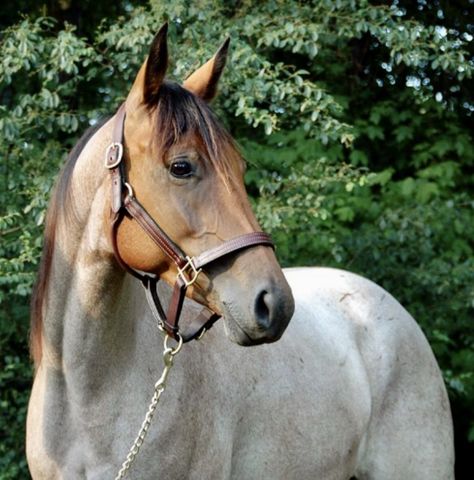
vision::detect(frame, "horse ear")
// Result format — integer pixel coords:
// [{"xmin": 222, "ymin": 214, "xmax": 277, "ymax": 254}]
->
[
  {"xmin": 183, "ymin": 38, "xmax": 230, "ymax": 102},
  {"xmin": 143, "ymin": 23, "xmax": 169, "ymax": 106}
]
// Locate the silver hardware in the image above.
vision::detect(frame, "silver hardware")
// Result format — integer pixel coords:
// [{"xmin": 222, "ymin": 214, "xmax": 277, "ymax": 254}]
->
[
  {"xmin": 196, "ymin": 328, "xmax": 207, "ymax": 341},
  {"xmin": 124, "ymin": 182, "xmax": 134, "ymax": 198},
  {"xmin": 177, "ymin": 256, "xmax": 202, "ymax": 287},
  {"xmin": 164, "ymin": 333, "xmax": 183, "ymax": 355},
  {"xmin": 105, "ymin": 142, "xmax": 123, "ymax": 169},
  {"xmin": 157, "ymin": 321, "xmax": 165, "ymax": 333},
  {"xmin": 114, "ymin": 333, "xmax": 183, "ymax": 479}
]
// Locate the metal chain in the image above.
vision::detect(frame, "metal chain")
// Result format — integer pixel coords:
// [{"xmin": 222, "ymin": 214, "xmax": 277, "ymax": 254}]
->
[{"xmin": 114, "ymin": 334, "xmax": 183, "ymax": 479}]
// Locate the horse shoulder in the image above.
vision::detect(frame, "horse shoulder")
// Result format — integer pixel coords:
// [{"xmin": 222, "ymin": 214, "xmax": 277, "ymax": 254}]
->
[{"xmin": 284, "ymin": 266, "xmax": 445, "ymax": 397}]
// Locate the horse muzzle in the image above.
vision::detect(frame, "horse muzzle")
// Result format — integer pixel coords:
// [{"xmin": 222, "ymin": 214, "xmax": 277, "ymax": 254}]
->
[{"xmin": 215, "ymin": 268, "xmax": 295, "ymax": 346}]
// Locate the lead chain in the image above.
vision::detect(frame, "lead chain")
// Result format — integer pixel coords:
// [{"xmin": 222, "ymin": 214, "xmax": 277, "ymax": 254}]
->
[{"xmin": 114, "ymin": 334, "xmax": 183, "ymax": 479}]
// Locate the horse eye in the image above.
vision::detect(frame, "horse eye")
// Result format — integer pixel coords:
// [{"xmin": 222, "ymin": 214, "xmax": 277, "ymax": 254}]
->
[{"xmin": 169, "ymin": 160, "xmax": 193, "ymax": 178}]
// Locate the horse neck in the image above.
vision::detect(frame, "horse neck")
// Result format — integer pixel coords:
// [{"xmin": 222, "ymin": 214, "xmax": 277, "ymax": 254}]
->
[{"xmin": 41, "ymin": 118, "xmax": 132, "ymax": 384}]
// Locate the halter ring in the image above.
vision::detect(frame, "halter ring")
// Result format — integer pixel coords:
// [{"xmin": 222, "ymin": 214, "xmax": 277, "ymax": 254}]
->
[{"xmin": 164, "ymin": 333, "xmax": 183, "ymax": 356}]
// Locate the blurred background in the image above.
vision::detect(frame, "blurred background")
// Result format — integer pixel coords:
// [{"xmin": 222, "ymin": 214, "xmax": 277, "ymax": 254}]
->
[{"xmin": 0, "ymin": 1, "xmax": 472, "ymax": 477}]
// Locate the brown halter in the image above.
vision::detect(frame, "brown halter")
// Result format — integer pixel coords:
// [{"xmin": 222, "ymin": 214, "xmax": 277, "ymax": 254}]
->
[{"xmin": 105, "ymin": 103, "xmax": 274, "ymax": 342}]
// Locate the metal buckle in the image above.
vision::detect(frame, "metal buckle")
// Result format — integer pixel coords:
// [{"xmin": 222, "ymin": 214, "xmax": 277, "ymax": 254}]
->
[
  {"xmin": 177, "ymin": 256, "xmax": 202, "ymax": 287},
  {"xmin": 105, "ymin": 142, "xmax": 123, "ymax": 169},
  {"xmin": 196, "ymin": 328, "xmax": 207, "ymax": 341}
]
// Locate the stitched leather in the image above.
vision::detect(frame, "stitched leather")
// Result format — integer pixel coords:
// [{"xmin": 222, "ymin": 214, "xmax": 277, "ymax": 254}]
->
[
  {"xmin": 194, "ymin": 232, "xmax": 274, "ymax": 269},
  {"xmin": 124, "ymin": 195, "xmax": 187, "ymax": 268},
  {"xmin": 112, "ymin": 104, "xmax": 126, "ymax": 144}
]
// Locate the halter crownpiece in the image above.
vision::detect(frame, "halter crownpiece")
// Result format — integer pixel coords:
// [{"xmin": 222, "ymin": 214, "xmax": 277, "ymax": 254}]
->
[{"xmin": 106, "ymin": 103, "xmax": 274, "ymax": 342}]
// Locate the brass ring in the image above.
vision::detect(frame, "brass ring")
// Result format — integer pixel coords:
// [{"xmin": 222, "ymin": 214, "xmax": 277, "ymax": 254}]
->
[{"xmin": 164, "ymin": 333, "xmax": 183, "ymax": 356}]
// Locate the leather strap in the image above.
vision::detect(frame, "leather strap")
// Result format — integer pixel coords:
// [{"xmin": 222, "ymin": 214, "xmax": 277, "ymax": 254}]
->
[
  {"xmin": 124, "ymin": 195, "xmax": 187, "ymax": 268},
  {"xmin": 143, "ymin": 273, "xmax": 219, "ymax": 341},
  {"xmin": 194, "ymin": 232, "xmax": 273, "ymax": 269},
  {"xmin": 106, "ymin": 103, "xmax": 126, "ymax": 214},
  {"xmin": 106, "ymin": 103, "xmax": 274, "ymax": 342}
]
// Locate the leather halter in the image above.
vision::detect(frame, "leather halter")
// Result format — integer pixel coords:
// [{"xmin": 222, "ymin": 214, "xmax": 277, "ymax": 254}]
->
[{"xmin": 105, "ymin": 103, "xmax": 274, "ymax": 342}]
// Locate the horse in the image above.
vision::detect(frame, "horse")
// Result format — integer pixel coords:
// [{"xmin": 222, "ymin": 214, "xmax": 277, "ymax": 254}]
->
[{"xmin": 26, "ymin": 25, "xmax": 454, "ymax": 479}]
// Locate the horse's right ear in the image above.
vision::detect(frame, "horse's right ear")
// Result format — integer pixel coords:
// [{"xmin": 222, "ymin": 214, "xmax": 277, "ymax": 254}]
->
[
  {"xmin": 143, "ymin": 23, "xmax": 169, "ymax": 106},
  {"xmin": 127, "ymin": 23, "xmax": 169, "ymax": 109}
]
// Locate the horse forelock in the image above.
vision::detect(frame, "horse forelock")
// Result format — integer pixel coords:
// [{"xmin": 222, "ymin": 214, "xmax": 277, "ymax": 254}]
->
[
  {"xmin": 30, "ymin": 118, "xmax": 110, "ymax": 368},
  {"xmin": 151, "ymin": 81, "xmax": 241, "ymax": 181}
]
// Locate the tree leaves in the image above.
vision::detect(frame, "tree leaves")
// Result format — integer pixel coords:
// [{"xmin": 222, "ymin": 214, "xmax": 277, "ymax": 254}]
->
[{"xmin": 1, "ymin": 2, "xmax": 473, "ymax": 477}]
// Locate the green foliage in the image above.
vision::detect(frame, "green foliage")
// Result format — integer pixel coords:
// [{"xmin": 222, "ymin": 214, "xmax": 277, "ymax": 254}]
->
[
  {"xmin": 1, "ymin": 0, "xmax": 473, "ymax": 477},
  {"xmin": 242, "ymin": 129, "xmax": 372, "ymax": 264},
  {"xmin": 0, "ymin": 353, "xmax": 31, "ymax": 478}
]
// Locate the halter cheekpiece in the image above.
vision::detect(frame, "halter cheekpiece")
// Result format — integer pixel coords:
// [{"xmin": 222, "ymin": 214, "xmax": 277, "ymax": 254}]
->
[{"xmin": 105, "ymin": 103, "xmax": 274, "ymax": 342}]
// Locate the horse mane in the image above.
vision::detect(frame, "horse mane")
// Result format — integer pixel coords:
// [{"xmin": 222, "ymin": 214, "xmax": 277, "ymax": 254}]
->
[{"xmin": 30, "ymin": 117, "xmax": 110, "ymax": 368}]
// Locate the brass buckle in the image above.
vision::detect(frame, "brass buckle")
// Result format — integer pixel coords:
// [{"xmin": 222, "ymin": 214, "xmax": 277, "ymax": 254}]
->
[
  {"xmin": 177, "ymin": 256, "xmax": 202, "ymax": 287},
  {"xmin": 105, "ymin": 142, "xmax": 123, "ymax": 169}
]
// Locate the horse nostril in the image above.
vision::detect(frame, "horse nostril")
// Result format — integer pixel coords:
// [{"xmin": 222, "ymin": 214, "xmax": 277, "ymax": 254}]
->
[{"xmin": 255, "ymin": 290, "xmax": 271, "ymax": 329}]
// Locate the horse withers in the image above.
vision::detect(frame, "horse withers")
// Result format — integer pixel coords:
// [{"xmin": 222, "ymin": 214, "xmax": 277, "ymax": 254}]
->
[{"xmin": 26, "ymin": 25, "xmax": 454, "ymax": 479}]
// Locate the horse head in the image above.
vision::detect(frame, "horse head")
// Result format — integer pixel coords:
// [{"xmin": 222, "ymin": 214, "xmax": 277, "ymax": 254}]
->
[{"xmin": 111, "ymin": 24, "xmax": 294, "ymax": 346}]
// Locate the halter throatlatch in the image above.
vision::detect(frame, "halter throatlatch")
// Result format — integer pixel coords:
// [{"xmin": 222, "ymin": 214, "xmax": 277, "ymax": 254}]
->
[{"xmin": 106, "ymin": 103, "xmax": 274, "ymax": 342}]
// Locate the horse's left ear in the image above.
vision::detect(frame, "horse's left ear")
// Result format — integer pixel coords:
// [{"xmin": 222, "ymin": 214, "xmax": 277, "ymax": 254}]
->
[{"xmin": 183, "ymin": 38, "xmax": 230, "ymax": 102}]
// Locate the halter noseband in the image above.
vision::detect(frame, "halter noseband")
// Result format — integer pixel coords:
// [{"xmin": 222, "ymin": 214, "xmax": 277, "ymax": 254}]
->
[{"xmin": 105, "ymin": 103, "xmax": 274, "ymax": 342}]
